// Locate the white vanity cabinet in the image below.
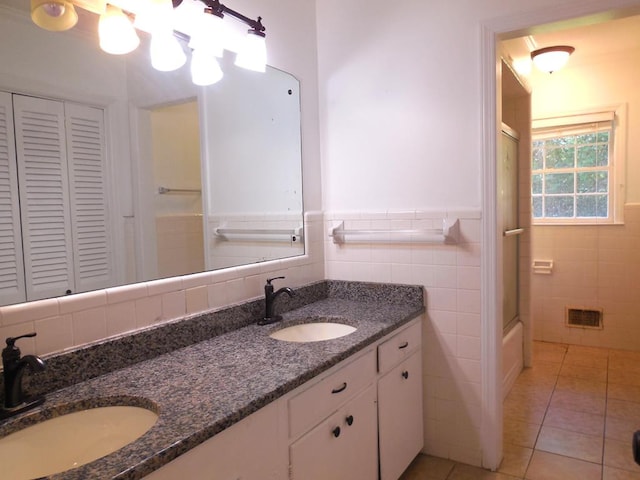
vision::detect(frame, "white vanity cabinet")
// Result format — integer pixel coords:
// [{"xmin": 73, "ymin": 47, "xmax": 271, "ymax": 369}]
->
[
  {"xmin": 377, "ymin": 321, "xmax": 424, "ymax": 480},
  {"xmin": 143, "ymin": 317, "xmax": 424, "ymax": 480}
]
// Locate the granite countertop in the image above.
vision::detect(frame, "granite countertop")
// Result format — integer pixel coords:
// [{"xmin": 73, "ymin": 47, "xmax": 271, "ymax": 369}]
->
[{"xmin": 0, "ymin": 281, "xmax": 424, "ymax": 479}]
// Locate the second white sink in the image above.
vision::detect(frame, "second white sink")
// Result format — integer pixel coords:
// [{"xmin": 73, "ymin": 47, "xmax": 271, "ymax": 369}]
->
[
  {"xmin": 0, "ymin": 405, "xmax": 158, "ymax": 479},
  {"xmin": 270, "ymin": 322, "xmax": 356, "ymax": 343}
]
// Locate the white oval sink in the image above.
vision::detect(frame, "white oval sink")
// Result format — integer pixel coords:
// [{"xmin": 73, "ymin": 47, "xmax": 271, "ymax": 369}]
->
[
  {"xmin": 0, "ymin": 405, "xmax": 158, "ymax": 479},
  {"xmin": 270, "ymin": 322, "xmax": 356, "ymax": 343}
]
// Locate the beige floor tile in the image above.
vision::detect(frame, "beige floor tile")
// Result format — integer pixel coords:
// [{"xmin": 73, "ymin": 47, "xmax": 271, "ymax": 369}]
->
[
  {"xmin": 603, "ymin": 465, "xmax": 640, "ymax": 480},
  {"xmin": 610, "ymin": 349, "xmax": 640, "ymax": 361},
  {"xmin": 504, "ymin": 400, "xmax": 547, "ymax": 425},
  {"xmin": 504, "ymin": 418, "xmax": 541, "ymax": 448},
  {"xmin": 559, "ymin": 362, "xmax": 608, "ymax": 383},
  {"xmin": 608, "ymin": 369, "xmax": 640, "ymax": 387},
  {"xmin": 399, "ymin": 454, "xmax": 455, "ymax": 480},
  {"xmin": 507, "ymin": 383, "xmax": 554, "ymax": 402},
  {"xmin": 608, "ymin": 383, "xmax": 640, "ymax": 403},
  {"xmin": 564, "ymin": 351, "xmax": 609, "ymax": 369},
  {"xmin": 550, "ymin": 390, "xmax": 606, "ymax": 415},
  {"xmin": 606, "ymin": 414, "xmax": 639, "ymax": 442},
  {"xmin": 604, "ymin": 438, "xmax": 640, "ymax": 473},
  {"xmin": 567, "ymin": 344, "xmax": 609, "ymax": 358},
  {"xmin": 555, "ymin": 375, "xmax": 607, "ymax": 397},
  {"xmin": 498, "ymin": 443, "xmax": 533, "ymax": 477},
  {"xmin": 543, "ymin": 405, "xmax": 604, "ymax": 437},
  {"xmin": 525, "ymin": 450, "xmax": 602, "ymax": 480},
  {"xmin": 536, "ymin": 425, "xmax": 603, "ymax": 463},
  {"xmin": 607, "ymin": 398, "xmax": 640, "ymax": 423},
  {"xmin": 448, "ymin": 463, "xmax": 521, "ymax": 480}
]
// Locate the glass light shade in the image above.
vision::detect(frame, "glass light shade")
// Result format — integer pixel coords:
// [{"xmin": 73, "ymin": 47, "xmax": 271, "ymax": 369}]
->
[
  {"xmin": 188, "ymin": 12, "xmax": 225, "ymax": 58},
  {"xmin": 99, "ymin": 5, "xmax": 140, "ymax": 55},
  {"xmin": 190, "ymin": 50, "xmax": 223, "ymax": 86},
  {"xmin": 135, "ymin": 0, "xmax": 174, "ymax": 34},
  {"xmin": 234, "ymin": 31, "xmax": 267, "ymax": 73},
  {"xmin": 31, "ymin": 0, "xmax": 78, "ymax": 31},
  {"xmin": 150, "ymin": 33, "xmax": 187, "ymax": 72},
  {"xmin": 531, "ymin": 46, "xmax": 575, "ymax": 73}
]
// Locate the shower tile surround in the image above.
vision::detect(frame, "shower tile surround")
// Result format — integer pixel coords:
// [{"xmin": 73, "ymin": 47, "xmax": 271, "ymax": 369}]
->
[
  {"xmin": 0, "ymin": 280, "xmax": 424, "ymax": 479},
  {"xmin": 531, "ymin": 204, "xmax": 640, "ymax": 350}
]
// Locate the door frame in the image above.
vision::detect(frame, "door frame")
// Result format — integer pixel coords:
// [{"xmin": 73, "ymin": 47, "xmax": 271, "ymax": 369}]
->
[{"xmin": 479, "ymin": 0, "xmax": 640, "ymax": 469}]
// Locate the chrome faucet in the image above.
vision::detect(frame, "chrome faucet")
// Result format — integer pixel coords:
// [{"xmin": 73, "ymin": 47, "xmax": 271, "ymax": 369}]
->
[
  {"xmin": 259, "ymin": 276, "xmax": 295, "ymax": 325},
  {"xmin": 1, "ymin": 333, "xmax": 45, "ymax": 417}
]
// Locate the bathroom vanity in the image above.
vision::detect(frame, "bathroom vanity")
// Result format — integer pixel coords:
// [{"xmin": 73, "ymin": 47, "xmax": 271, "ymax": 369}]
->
[{"xmin": 0, "ymin": 280, "xmax": 425, "ymax": 479}]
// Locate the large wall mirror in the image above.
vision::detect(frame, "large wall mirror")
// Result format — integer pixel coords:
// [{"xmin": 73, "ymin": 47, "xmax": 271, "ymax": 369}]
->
[{"xmin": 0, "ymin": 1, "xmax": 304, "ymax": 306}]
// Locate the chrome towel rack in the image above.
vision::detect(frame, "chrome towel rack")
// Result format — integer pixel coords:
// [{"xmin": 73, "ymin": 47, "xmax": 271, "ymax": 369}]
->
[
  {"xmin": 158, "ymin": 186, "xmax": 202, "ymax": 195},
  {"xmin": 214, "ymin": 226, "xmax": 304, "ymax": 242},
  {"xmin": 329, "ymin": 218, "xmax": 459, "ymax": 245}
]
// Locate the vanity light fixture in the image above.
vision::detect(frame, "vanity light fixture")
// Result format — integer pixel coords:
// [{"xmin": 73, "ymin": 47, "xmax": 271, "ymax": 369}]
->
[
  {"xmin": 531, "ymin": 46, "xmax": 575, "ymax": 73},
  {"xmin": 30, "ymin": 0, "xmax": 267, "ymax": 85}
]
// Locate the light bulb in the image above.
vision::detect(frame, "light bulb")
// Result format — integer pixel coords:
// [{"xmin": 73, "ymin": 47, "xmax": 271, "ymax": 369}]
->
[
  {"xmin": 234, "ymin": 30, "xmax": 267, "ymax": 73},
  {"xmin": 150, "ymin": 33, "xmax": 187, "ymax": 72},
  {"xmin": 190, "ymin": 50, "xmax": 223, "ymax": 86},
  {"xmin": 31, "ymin": 0, "xmax": 77, "ymax": 31},
  {"xmin": 42, "ymin": 2, "xmax": 65, "ymax": 17},
  {"xmin": 99, "ymin": 5, "xmax": 140, "ymax": 55}
]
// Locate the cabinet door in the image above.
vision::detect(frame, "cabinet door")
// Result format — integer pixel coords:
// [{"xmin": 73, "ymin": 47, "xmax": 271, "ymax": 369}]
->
[
  {"xmin": 13, "ymin": 95, "xmax": 75, "ymax": 301},
  {"xmin": 143, "ymin": 401, "xmax": 287, "ymax": 480},
  {"xmin": 378, "ymin": 350, "xmax": 423, "ymax": 480},
  {"xmin": 290, "ymin": 384, "xmax": 378, "ymax": 480},
  {"xmin": 0, "ymin": 91, "xmax": 26, "ymax": 304}
]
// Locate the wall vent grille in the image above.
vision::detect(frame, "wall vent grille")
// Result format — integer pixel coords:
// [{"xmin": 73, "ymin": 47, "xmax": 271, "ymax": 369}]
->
[{"xmin": 566, "ymin": 307, "xmax": 603, "ymax": 329}]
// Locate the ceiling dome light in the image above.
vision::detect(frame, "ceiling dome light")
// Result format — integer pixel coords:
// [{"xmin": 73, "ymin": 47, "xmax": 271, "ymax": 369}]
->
[
  {"xmin": 31, "ymin": 0, "xmax": 78, "ymax": 31},
  {"xmin": 150, "ymin": 33, "xmax": 187, "ymax": 71},
  {"xmin": 99, "ymin": 5, "xmax": 140, "ymax": 55},
  {"xmin": 190, "ymin": 50, "xmax": 223, "ymax": 86},
  {"xmin": 531, "ymin": 46, "xmax": 575, "ymax": 74},
  {"xmin": 235, "ymin": 29, "xmax": 267, "ymax": 72}
]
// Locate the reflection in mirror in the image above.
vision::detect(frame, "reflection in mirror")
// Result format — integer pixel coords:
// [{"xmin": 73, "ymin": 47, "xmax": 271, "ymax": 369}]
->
[{"xmin": 0, "ymin": 1, "xmax": 304, "ymax": 306}]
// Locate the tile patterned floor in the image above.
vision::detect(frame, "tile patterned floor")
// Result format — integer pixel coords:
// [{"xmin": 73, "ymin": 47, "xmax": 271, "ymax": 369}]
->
[{"xmin": 401, "ymin": 341, "xmax": 640, "ymax": 479}]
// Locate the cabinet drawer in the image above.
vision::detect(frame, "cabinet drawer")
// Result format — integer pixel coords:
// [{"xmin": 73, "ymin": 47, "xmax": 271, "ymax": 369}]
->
[
  {"xmin": 378, "ymin": 319, "xmax": 422, "ymax": 373},
  {"xmin": 289, "ymin": 350, "xmax": 376, "ymax": 439}
]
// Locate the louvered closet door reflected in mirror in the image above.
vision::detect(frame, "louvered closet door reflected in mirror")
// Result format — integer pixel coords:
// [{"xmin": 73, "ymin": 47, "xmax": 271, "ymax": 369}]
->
[{"xmin": 8, "ymin": 94, "xmax": 113, "ymax": 302}]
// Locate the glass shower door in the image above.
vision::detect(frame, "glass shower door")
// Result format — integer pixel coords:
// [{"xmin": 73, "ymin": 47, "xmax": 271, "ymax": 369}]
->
[{"xmin": 501, "ymin": 126, "xmax": 521, "ymax": 331}]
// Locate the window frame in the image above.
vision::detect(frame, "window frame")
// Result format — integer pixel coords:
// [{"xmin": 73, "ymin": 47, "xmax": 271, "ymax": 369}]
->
[{"xmin": 531, "ymin": 105, "xmax": 626, "ymax": 225}]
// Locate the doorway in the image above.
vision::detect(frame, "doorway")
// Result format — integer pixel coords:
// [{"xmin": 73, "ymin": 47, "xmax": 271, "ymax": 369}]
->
[{"xmin": 480, "ymin": 0, "xmax": 640, "ymax": 470}]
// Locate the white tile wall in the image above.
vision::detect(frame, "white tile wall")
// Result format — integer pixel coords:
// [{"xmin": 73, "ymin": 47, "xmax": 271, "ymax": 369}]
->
[
  {"xmin": 324, "ymin": 209, "xmax": 483, "ymax": 465},
  {"xmin": 0, "ymin": 212, "xmax": 324, "ymax": 358},
  {"xmin": 531, "ymin": 204, "xmax": 640, "ymax": 350}
]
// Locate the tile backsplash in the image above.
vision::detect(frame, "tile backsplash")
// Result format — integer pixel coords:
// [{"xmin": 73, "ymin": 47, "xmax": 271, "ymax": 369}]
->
[{"xmin": 0, "ymin": 212, "xmax": 324, "ymax": 358}]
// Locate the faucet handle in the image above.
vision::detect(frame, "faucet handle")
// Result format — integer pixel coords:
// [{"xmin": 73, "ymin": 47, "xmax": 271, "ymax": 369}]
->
[
  {"xmin": 266, "ymin": 276, "xmax": 285, "ymax": 285},
  {"xmin": 6, "ymin": 333, "xmax": 37, "ymax": 348}
]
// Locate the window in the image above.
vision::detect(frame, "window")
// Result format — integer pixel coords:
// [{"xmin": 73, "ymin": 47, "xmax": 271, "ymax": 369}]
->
[{"xmin": 531, "ymin": 109, "xmax": 624, "ymax": 224}]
